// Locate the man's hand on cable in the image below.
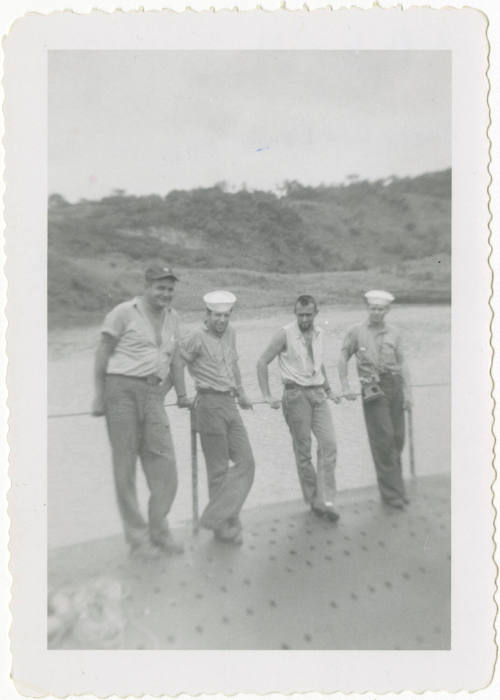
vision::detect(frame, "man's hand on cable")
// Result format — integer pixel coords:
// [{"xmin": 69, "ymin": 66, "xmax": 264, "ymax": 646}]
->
[
  {"xmin": 177, "ymin": 394, "xmax": 195, "ymax": 409},
  {"xmin": 403, "ymin": 394, "xmax": 413, "ymax": 411},
  {"xmin": 91, "ymin": 395, "xmax": 105, "ymax": 417},
  {"xmin": 325, "ymin": 387, "xmax": 341, "ymax": 404},
  {"xmin": 264, "ymin": 395, "xmax": 282, "ymax": 410},
  {"xmin": 342, "ymin": 387, "xmax": 357, "ymax": 401},
  {"xmin": 237, "ymin": 391, "xmax": 253, "ymax": 410}
]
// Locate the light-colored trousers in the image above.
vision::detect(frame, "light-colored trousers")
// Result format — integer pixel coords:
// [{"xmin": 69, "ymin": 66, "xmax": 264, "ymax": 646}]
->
[{"xmin": 282, "ymin": 385, "xmax": 337, "ymax": 506}]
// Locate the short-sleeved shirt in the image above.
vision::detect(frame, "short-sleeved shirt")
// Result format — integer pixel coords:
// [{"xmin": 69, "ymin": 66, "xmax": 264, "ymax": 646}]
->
[
  {"xmin": 180, "ymin": 324, "xmax": 238, "ymax": 392},
  {"xmin": 277, "ymin": 321, "xmax": 325, "ymax": 386},
  {"xmin": 102, "ymin": 297, "xmax": 180, "ymax": 380},
  {"xmin": 341, "ymin": 321, "xmax": 403, "ymax": 381}
]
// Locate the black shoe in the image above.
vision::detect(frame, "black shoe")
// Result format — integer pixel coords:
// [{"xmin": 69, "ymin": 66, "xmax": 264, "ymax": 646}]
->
[
  {"xmin": 214, "ymin": 529, "xmax": 243, "ymax": 545},
  {"xmin": 311, "ymin": 504, "xmax": 340, "ymax": 522},
  {"xmin": 214, "ymin": 522, "xmax": 243, "ymax": 545},
  {"xmin": 151, "ymin": 534, "xmax": 184, "ymax": 555},
  {"xmin": 130, "ymin": 541, "xmax": 162, "ymax": 561},
  {"xmin": 384, "ymin": 499, "xmax": 405, "ymax": 510}
]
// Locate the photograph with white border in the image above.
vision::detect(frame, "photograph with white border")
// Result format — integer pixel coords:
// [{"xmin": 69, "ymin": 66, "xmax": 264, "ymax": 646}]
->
[{"xmin": 3, "ymin": 5, "xmax": 495, "ymax": 697}]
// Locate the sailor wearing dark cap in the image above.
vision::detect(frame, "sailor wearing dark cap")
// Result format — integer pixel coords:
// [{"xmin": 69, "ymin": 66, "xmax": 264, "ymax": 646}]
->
[
  {"xmin": 338, "ymin": 290, "xmax": 412, "ymax": 508},
  {"xmin": 91, "ymin": 263, "xmax": 188, "ymax": 559},
  {"xmin": 179, "ymin": 290, "xmax": 255, "ymax": 545}
]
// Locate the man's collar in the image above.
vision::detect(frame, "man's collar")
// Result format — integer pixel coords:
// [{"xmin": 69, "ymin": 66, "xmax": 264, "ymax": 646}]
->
[
  {"xmin": 294, "ymin": 320, "xmax": 320, "ymax": 337},
  {"xmin": 135, "ymin": 296, "xmax": 172, "ymax": 314},
  {"xmin": 203, "ymin": 322, "xmax": 229, "ymax": 339},
  {"xmin": 363, "ymin": 319, "xmax": 387, "ymax": 332}
]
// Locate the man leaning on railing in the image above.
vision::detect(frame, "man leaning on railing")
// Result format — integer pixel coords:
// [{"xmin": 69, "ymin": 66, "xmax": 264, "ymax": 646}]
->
[
  {"xmin": 91, "ymin": 263, "xmax": 188, "ymax": 561},
  {"xmin": 257, "ymin": 294, "xmax": 341, "ymax": 522},
  {"xmin": 179, "ymin": 290, "xmax": 255, "ymax": 546}
]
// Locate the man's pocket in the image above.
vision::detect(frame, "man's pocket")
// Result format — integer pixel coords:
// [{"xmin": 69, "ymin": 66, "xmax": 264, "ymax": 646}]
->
[{"xmin": 196, "ymin": 399, "xmax": 226, "ymax": 434}]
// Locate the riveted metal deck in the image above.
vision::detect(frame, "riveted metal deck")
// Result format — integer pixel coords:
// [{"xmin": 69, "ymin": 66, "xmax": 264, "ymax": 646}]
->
[{"xmin": 48, "ymin": 473, "xmax": 450, "ymax": 650}]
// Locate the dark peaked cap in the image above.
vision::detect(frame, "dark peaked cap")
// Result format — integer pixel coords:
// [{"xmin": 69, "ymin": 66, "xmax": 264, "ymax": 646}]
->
[{"xmin": 144, "ymin": 264, "xmax": 179, "ymax": 282}]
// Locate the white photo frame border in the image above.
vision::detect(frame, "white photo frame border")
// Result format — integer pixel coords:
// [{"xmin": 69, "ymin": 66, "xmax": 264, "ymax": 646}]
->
[{"xmin": 3, "ymin": 6, "xmax": 495, "ymax": 696}]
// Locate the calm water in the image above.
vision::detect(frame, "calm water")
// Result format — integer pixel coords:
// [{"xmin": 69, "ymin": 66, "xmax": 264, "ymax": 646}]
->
[{"xmin": 48, "ymin": 304, "xmax": 450, "ymax": 549}]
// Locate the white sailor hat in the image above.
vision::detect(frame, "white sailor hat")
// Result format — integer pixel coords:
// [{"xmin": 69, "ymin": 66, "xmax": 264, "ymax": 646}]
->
[
  {"xmin": 203, "ymin": 290, "xmax": 237, "ymax": 312},
  {"xmin": 364, "ymin": 289, "xmax": 395, "ymax": 305}
]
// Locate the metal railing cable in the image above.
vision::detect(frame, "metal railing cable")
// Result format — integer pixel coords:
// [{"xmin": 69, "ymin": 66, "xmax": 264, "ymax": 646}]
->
[
  {"xmin": 47, "ymin": 380, "xmax": 449, "ymax": 533},
  {"xmin": 47, "ymin": 382, "xmax": 449, "ymax": 420},
  {"xmin": 47, "ymin": 399, "xmax": 266, "ymax": 420}
]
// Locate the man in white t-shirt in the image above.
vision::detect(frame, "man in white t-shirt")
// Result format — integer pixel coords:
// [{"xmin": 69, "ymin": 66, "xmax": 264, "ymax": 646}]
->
[{"xmin": 257, "ymin": 295, "xmax": 340, "ymax": 521}]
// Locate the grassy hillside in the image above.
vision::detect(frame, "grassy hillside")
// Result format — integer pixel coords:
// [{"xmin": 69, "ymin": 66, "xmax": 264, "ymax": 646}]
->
[{"xmin": 48, "ymin": 170, "xmax": 451, "ymax": 328}]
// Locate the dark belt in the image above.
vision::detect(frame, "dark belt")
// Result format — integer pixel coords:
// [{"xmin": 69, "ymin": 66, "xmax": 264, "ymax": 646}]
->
[
  {"xmin": 284, "ymin": 382, "xmax": 325, "ymax": 390},
  {"xmin": 107, "ymin": 373, "xmax": 162, "ymax": 386},
  {"xmin": 197, "ymin": 387, "xmax": 235, "ymax": 396}
]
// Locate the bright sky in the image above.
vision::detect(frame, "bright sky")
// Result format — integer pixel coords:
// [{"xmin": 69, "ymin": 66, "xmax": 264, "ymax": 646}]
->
[{"xmin": 48, "ymin": 50, "xmax": 451, "ymax": 202}]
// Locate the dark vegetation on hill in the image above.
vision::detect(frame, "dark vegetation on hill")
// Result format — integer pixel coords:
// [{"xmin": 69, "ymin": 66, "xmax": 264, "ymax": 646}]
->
[{"xmin": 48, "ymin": 169, "xmax": 451, "ymax": 327}]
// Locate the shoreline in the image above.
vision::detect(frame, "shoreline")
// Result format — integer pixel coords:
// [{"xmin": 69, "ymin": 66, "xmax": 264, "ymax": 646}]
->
[{"xmin": 48, "ymin": 299, "xmax": 451, "ymax": 341}]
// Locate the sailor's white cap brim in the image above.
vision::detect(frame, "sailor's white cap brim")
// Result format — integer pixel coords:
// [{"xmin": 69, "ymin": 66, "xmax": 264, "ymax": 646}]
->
[
  {"xmin": 203, "ymin": 290, "xmax": 237, "ymax": 312},
  {"xmin": 364, "ymin": 289, "xmax": 395, "ymax": 305}
]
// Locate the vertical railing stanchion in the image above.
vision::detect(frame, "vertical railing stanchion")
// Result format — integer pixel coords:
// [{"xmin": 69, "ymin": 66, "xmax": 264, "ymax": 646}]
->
[
  {"xmin": 190, "ymin": 407, "xmax": 200, "ymax": 534},
  {"xmin": 407, "ymin": 405, "xmax": 416, "ymax": 478}
]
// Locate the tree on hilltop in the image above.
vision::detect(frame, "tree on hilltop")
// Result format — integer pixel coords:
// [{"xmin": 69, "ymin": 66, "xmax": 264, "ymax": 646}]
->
[{"xmin": 48, "ymin": 193, "xmax": 69, "ymax": 208}]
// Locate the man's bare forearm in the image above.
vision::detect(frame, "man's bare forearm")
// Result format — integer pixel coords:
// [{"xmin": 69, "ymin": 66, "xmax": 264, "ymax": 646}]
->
[
  {"xmin": 92, "ymin": 337, "xmax": 115, "ymax": 415},
  {"xmin": 337, "ymin": 353, "xmax": 350, "ymax": 393},
  {"xmin": 161, "ymin": 373, "xmax": 174, "ymax": 396},
  {"xmin": 232, "ymin": 361, "xmax": 246, "ymax": 395},
  {"xmin": 256, "ymin": 330, "xmax": 286, "ymax": 404},
  {"xmin": 401, "ymin": 360, "xmax": 412, "ymax": 401},
  {"xmin": 94, "ymin": 341, "xmax": 112, "ymax": 398},
  {"xmin": 256, "ymin": 358, "xmax": 272, "ymax": 399},
  {"xmin": 321, "ymin": 364, "xmax": 331, "ymax": 391},
  {"xmin": 170, "ymin": 351, "xmax": 187, "ymax": 398}
]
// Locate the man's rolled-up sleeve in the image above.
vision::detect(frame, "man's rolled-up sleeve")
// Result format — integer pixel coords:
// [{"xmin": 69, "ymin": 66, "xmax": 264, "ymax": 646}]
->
[
  {"xmin": 102, "ymin": 305, "xmax": 127, "ymax": 339},
  {"xmin": 180, "ymin": 331, "xmax": 200, "ymax": 364},
  {"xmin": 341, "ymin": 326, "xmax": 358, "ymax": 359}
]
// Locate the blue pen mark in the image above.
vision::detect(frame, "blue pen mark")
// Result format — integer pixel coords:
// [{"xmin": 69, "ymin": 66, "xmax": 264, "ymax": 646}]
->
[{"xmin": 256, "ymin": 146, "xmax": 270, "ymax": 152}]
